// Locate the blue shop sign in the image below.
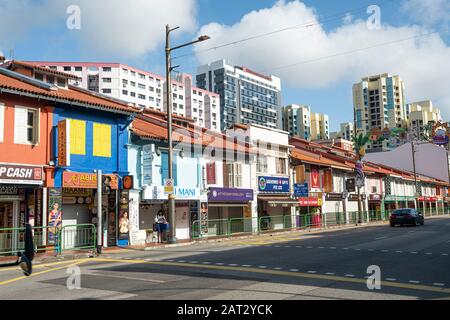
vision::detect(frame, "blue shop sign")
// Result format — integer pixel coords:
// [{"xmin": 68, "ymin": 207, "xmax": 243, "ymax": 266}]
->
[
  {"xmin": 294, "ymin": 183, "xmax": 309, "ymax": 197},
  {"xmin": 258, "ymin": 176, "xmax": 290, "ymax": 193}
]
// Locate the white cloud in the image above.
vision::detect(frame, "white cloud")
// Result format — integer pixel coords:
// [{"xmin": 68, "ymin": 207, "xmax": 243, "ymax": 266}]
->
[
  {"xmin": 194, "ymin": 0, "xmax": 450, "ymax": 118},
  {"xmin": 0, "ymin": 0, "xmax": 198, "ymax": 58},
  {"xmin": 401, "ymin": 0, "xmax": 450, "ymax": 26}
]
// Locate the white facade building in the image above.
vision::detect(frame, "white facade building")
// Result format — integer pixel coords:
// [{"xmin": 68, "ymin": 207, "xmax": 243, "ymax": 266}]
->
[{"xmin": 26, "ymin": 61, "xmax": 221, "ymax": 132}]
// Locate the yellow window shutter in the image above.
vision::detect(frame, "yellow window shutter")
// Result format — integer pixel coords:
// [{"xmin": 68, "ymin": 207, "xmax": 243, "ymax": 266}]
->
[
  {"xmin": 70, "ymin": 119, "xmax": 86, "ymax": 155},
  {"xmin": 93, "ymin": 123, "xmax": 111, "ymax": 157}
]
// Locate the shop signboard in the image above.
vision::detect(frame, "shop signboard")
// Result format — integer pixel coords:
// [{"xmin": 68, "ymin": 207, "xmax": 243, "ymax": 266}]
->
[
  {"xmin": 348, "ymin": 194, "xmax": 366, "ymax": 201},
  {"xmin": 298, "ymin": 197, "xmax": 323, "ymax": 207},
  {"xmin": 0, "ymin": 164, "xmax": 43, "ymax": 185},
  {"xmin": 418, "ymin": 196, "xmax": 438, "ymax": 202},
  {"xmin": 258, "ymin": 176, "xmax": 290, "ymax": 193},
  {"xmin": 208, "ymin": 187, "xmax": 254, "ymax": 202},
  {"xmin": 325, "ymin": 193, "xmax": 345, "ymax": 201},
  {"xmin": 310, "ymin": 169, "xmax": 320, "ymax": 189},
  {"xmin": 118, "ymin": 190, "xmax": 130, "ymax": 245},
  {"xmin": 294, "ymin": 183, "xmax": 309, "ymax": 197},
  {"xmin": 58, "ymin": 119, "xmax": 70, "ymax": 167},
  {"xmin": 48, "ymin": 188, "xmax": 63, "ymax": 245},
  {"xmin": 355, "ymin": 161, "xmax": 365, "ymax": 188},
  {"xmin": 369, "ymin": 194, "xmax": 382, "ymax": 201},
  {"xmin": 323, "ymin": 169, "xmax": 333, "ymax": 193},
  {"xmin": 62, "ymin": 172, "xmax": 118, "ymax": 189},
  {"xmin": 346, "ymin": 179, "xmax": 356, "ymax": 192}
]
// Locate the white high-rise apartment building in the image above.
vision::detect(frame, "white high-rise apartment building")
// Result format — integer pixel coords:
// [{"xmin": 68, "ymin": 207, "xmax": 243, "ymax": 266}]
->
[
  {"xmin": 26, "ymin": 62, "xmax": 221, "ymax": 132},
  {"xmin": 331, "ymin": 122, "xmax": 354, "ymax": 140},
  {"xmin": 310, "ymin": 112, "xmax": 330, "ymax": 140},
  {"xmin": 280, "ymin": 104, "xmax": 329, "ymax": 140},
  {"xmin": 197, "ymin": 59, "xmax": 282, "ymax": 131},
  {"xmin": 407, "ymin": 100, "xmax": 442, "ymax": 139},
  {"xmin": 353, "ymin": 73, "xmax": 407, "ymax": 151}
]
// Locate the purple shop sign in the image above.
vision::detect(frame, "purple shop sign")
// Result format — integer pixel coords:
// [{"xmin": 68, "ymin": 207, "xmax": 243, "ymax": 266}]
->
[{"xmin": 208, "ymin": 187, "xmax": 254, "ymax": 202}]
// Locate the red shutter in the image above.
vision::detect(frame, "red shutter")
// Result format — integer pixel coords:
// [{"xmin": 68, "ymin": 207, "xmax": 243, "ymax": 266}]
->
[{"xmin": 206, "ymin": 162, "xmax": 216, "ymax": 185}]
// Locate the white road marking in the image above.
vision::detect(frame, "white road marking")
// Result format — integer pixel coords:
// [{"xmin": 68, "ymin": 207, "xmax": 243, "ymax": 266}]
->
[
  {"xmin": 382, "ymin": 250, "xmax": 389, "ymax": 252},
  {"xmin": 258, "ymin": 266, "xmax": 267, "ymax": 269},
  {"xmin": 433, "ymin": 283, "xmax": 445, "ymax": 287},
  {"xmin": 386, "ymin": 278, "xmax": 397, "ymax": 281},
  {"xmin": 355, "ymin": 248, "xmax": 361, "ymax": 251},
  {"xmin": 202, "ymin": 262, "xmax": 211, "ymax": 265},
  {"xmin": 228, "ymin": 263, "xmax": 237, "ymax": 266},
  {"xmin": 409, "ymin": 280, "xmax": 420, "ymax": 284},
  {"xmin": 343, "ymin": 248, "xmax": 349, "ymax": 250},
  {"xmin": 307, "ymin": 271, "xmax": 317, "ymax": 274},
  {"xmin": 425, "ymin": 253, "xmax": 433, "ymax": 255},
  {"xmin": 307, "ymin": 246, "xmax": 313, "ymax": 249},
  {"xmin": 345, "ymin": 274, "xmax": 355, "ymax": 277},
  {"xmin": 290, "ymin": 269, "xmax": 299, "ymax": 272},
  {"xmin": 190, "ymin": 261, "xmax": 199, "ymax": 264},
  {"xmin": 329, "ymin": 247, "xmax": 337, "ymax": 249},
  {"xmin": 285, "ymin": 246, "xmax": 291, "ymax": 248},
  {"xmin": 296, "ymin": 246, "xmax": 302, "ymax": 248},
  {"xmin": 318, "ymin": 246, "xmax": 325, "ymax": 249},
  {"xmin": 375, "ymin": 236, "xmax": 387, "ymax": 240},
  {"xmin": 90, "ymin": 273, "xmax": 165, "ymax": 283},
  {"xmin": 274, "ymin": 267, "xmax": 283, "ymax": 270},
  {"xmin": 410, "ymin": 252, "xmax": 418, "ymax": 254},
  {"xmin": 215, "ymin": 263, "xmax": 224, "ymax": 265},
  {"xmin": 441, "ymin": 253, "xmax": 449, "ymax": 256},
  {"xmin": 325, "ymin": 272, "xmax": 335, "ymax": 275},
  {"xmin": 178, "ymin": 260, "xmax": 186, "ymax": 263},
  {"xmin": 242, "ymin": 265, "xmax": 252, "ymax": 267}
]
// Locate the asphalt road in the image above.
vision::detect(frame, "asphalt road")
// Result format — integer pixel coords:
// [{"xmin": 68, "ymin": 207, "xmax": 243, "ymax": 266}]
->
[{"xmin": 1, "ymin": 216, "xmax": 450, "ymax": 300}]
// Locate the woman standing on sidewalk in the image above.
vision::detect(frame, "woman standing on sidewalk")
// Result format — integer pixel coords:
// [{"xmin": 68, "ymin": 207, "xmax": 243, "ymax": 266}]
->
[{"xmin": 154, "ymin": 210, "xmax": 167, "ymax": 243}]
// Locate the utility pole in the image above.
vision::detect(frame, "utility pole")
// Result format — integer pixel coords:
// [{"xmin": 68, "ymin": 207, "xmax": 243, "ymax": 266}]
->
[{"xmin": 165, "ymin": 25, "xmax": 210, "ymax": 244}]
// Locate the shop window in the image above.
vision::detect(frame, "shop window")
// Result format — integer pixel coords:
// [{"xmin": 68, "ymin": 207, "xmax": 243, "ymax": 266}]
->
[
  {"xmin": 93, "ymin": 123, "xmax": 111, "ymax": 157},
  {"xmin": 14, "ymin": 106, "xmax": 39, "ymax": 145},
  {"xmin": 70, "ymin": 119, "xmax": 86, "ymax": 155},
  {"xmin": 226, "ymin": 163, "xmax": 242, "ymax": 188},
  {"xmin": 206, "ymin": 162, "xmax": 216, "ymax": 185},
  {"xmin": 256, "ymin": 155, "xmax": 268, "ymax": 173},
  {"xmin": 276, "ymin": 157, "xmax": 287, "ymax": 175}
]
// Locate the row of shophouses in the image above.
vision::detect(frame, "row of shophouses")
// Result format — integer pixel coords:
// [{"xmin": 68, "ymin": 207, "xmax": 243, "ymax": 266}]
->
[{"xmin": 0, "ymin": 61, "xmax": 449, "ymax": 247}]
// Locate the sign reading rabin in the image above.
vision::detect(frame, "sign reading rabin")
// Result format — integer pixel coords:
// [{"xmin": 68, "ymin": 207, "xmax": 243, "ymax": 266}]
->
[
  {"xmin": 0, "ymin": 164, "xmax": 43, "ymax": 185},
  {"xmin": 258, "ymin": 176, "xmax": 290, "ymax": 193},
  {"xmin": 208, "ymin": 187, "xmax": 254, "ymax": 202}
]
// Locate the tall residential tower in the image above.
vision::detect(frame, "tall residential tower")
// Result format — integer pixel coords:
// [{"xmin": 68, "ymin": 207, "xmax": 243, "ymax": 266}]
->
[
  {"xmin": 196, "ymin": 59, "xmax": 282, "ymax": 131},
  {"xmin": 353, "ymin": 73, "xmax": 407, "ymax": 151}
]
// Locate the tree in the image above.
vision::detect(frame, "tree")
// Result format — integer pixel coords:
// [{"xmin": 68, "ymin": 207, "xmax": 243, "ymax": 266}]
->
[{"xmin": 352, "ymin": 133, "xmax": 370, "ymax": 159}]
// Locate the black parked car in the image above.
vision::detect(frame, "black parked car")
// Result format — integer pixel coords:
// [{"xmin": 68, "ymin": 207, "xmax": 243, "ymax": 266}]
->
[{"xmin": 390, "ymin": 208, "xmax": 424, "ymax": 227}]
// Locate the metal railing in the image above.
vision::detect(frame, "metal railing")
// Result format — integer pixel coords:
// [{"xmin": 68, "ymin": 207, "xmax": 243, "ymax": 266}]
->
[
  {"xmin": 0, "ymin": 224, "xmax": 96, "ymax": 256},
  {"xmin": 191, "ymin": 206, "xmax": 450, "ymax": 241}
]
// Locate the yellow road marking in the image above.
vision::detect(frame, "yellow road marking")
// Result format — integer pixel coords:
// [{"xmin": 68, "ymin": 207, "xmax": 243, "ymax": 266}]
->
[
  {"xmin": 0, "ymin": 259, "xmax": 90, "ymax": 286},
  {"xmin": 0, "ymin": 259, "xmax": 90, "ymax": 272},
  {"xmin": 91, "ymin": 257, "xmax": 450, "ymax": 295}
]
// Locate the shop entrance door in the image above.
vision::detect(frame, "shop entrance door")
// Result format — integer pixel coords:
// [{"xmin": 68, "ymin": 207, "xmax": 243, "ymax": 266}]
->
[
  {"xmin": 0, "ymin": 202, "xmax": 17, "ymax": 253},
  {"xmin": 61, "ymin": 205, "xmax": 90, "ymax": 249}
]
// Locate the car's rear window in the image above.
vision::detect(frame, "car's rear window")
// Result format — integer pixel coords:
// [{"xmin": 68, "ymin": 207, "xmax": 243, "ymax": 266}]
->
[{"xmin": 393, "ymin": 209, "xmax": 413, "ymax": 215}]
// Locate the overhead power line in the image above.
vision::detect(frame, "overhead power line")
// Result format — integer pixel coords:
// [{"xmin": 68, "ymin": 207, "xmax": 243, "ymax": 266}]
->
[
  {"xmin": 172, "ymin": 0, "xmax": 396, "ymax": 60},
  {"xmin": 267, "ymin": 30, "xmax": 442, "ymax": 72}
]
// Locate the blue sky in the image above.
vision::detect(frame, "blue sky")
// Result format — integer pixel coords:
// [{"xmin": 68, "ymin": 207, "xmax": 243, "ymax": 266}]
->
[{"xmin": 0, "ymin": 0, "xmax": 448, "ymax": 131}]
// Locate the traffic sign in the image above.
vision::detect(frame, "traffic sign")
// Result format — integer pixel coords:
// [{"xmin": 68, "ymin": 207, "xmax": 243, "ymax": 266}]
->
[{"xmin": 164, "ymin": 179, "xmax": 174, "ymax": 194}]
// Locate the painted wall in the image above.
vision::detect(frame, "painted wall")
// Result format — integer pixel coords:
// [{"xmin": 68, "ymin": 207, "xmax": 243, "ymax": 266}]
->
[
  {"xmin": 0, "ymin": 94, "xmax": 54, "ymax": 186},
  {"xmin": 52, "ymin": 104, "xmax": 130, "ymax": 187}
]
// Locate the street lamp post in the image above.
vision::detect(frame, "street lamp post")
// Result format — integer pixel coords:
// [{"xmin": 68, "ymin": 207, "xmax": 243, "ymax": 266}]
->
[{"xmin": 165, "ymin": 25, "xmax": 210, "ymax": 244}]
